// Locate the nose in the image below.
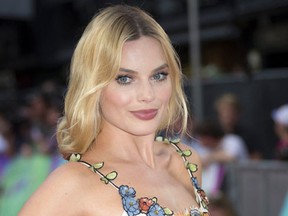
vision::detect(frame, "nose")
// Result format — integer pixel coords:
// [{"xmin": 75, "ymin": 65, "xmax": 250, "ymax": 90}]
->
[{"xmin": 137, "ymin": 81, "xmax": 155, "ymax": 102}]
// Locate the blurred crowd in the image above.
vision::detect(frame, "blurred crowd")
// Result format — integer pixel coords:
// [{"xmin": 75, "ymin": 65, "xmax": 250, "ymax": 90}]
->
[
  {"xmin": 0, "ymin": 80, "xmax": 65, "ymax": 215},
  {"xmin": 182, "ymin": 93, "xmax": 288, "ymax": 216}
]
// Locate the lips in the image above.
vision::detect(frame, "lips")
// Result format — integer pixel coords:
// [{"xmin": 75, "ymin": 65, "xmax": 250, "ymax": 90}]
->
[{"xmin": 131, "ymin": 109, "xmax": 158, "ymax": 120}]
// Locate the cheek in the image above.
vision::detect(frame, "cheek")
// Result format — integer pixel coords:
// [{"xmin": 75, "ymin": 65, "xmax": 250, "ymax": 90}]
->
[
  {"xmin": 164, "ymin": 92, "xmax": 172, "ymax": 107},
  {"xmin": 101, "ymin": 87, "xmax": 132, "ymax": 111},
  {"xmin": 159, "ymin": 82, "xmax": 172, "ymax": 104}
]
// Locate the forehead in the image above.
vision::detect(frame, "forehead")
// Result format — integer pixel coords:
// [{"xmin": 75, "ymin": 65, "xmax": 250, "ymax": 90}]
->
[{"xmin": 120, "ymin": 36, "xmax": 167, "ymax": 72}]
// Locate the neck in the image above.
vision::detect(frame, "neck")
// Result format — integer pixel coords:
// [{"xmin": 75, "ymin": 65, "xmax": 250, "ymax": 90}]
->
[{"xmin": 90, "ymin": 126, "xmax": 158, "ymax": 168}]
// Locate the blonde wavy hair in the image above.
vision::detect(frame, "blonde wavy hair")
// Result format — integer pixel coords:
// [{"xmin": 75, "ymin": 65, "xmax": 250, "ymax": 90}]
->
[{"xmin": 57, "ymin": 5, "xmax": 188, "ymax": 158}]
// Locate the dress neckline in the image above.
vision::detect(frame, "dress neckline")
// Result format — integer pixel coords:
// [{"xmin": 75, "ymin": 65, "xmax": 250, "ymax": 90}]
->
[{"xmin": 69, "ymin": 136, "xmax": 210, "ymax": 215}]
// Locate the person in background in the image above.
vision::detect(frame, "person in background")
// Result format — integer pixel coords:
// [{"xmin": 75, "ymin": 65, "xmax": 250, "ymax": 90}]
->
[
  {"xmin": 271, "ymin": 104, "xmax": 288, "ymax": 160},
  {"xmin": 215, "ymin": 93, "xmax": 262, "ymax": 159},
  {"xmin": 193, "ymin": 120, "xmax": 248, "ymax": 195},
  {"xmin": 19, "ymin": 5, "xmax": 210, "ymax": 216}
]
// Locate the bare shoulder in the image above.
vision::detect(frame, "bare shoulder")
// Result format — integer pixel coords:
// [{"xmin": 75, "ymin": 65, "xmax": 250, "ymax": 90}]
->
[
  {"xmin": 168, "ymin": 141, "xmax": 203, "ymax": 185},
  {"xmin": 19, "ymin": 161, "xmax": 100, "ymax": 215},
  {"xmin": 177, "ymin": 142, "xmax": 202, "ymax": 168}
]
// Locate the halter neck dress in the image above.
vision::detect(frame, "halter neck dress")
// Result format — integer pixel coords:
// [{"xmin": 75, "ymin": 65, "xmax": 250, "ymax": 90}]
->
[{"xmin": 69, "ymin": 137, "xmax": 210, "ymax": 216}]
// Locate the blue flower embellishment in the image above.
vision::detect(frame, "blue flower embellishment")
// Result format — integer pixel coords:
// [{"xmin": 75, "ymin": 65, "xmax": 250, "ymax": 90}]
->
[
  {"xmin": 119, "ymin": 185, "xmax": 140, "ymax": 216},
  {"xmin": 119, "ymin": 185, "xmax": 137, "ymax": 197},
  {"xmin": 119, "ymin": 185, "xmax": 170, "ymax": 216},
  {"xmin": 148, "ymin": 203, "xmax": 165, "ymax": 216},
  {"xmin": 122, "ymin": 196, "xmax": 141, "ymax": 216}
]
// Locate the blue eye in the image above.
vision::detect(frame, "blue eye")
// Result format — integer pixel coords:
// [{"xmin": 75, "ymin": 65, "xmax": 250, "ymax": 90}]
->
[
  {"xmin": 116, "ymin": 75, "xmax": 132, "ymax": 85},
  {"xmin": 152, "ymin": 72, "xmax": 168, "ymax": 81}
]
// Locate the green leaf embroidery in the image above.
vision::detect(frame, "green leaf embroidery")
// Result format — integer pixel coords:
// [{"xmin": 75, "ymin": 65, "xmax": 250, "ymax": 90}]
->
[
  {"xmin": 155, "ymin": 136, "xmax": 164, "ymax": 142},
  {"xmin": 163, "ymin": 138, "xmax": 170, "ymax": 144},
  {"xmin": 185, "ymin": 161, "xmax": 198, "ymax": 173},
  {"xmin": 182, "ymin": 149, "xmax": 192, "ymax": 157},
  {"xmin": 100, "ymin": 171, "xmax": 118, "ymax": 184},
  {"xmin": 93, "ymin": 162, "xmax": 104, "ymax": 170},
  {"xmin": 90, "ymin": 166, "xmax": 95, "ymax": 173},
  {"xmin": 100, "ymin": 177, "xmax": 109, "ymax": 184},
  {"xmin": 106, "ymin": 171, "xmax": 118, "ymax": 181},
  {"xmin": 163, "ymin": 207, "xmax": 173, "ymax": 215},
  {"xmin": 177, "ymin": 149, "xmax": 192, "ymax": 157},
  {"xmin": 69, "ymin": 153, "xmax": 81, "ymax": 162},
  {"xmin": 152, "ymin": 197, "xmax": 158, "ymax": 203},
  {"xmin": 169, "ymin": 137, "xmax": 180, "ymax": 144},
  {"xmin": 155, "ymin": 136, "xmax": 170, "ymax": 144}
]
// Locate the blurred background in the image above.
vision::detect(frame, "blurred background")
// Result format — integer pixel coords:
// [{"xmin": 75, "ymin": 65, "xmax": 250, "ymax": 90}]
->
[{"xmin": 0, "ymin": 0, "xmax": 288, "ymax": 215}]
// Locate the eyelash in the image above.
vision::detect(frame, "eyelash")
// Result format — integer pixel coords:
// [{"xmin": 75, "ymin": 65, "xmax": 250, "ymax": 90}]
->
[
  {"xmin": 152, "ymin": 72, "xmax": 169, "ymax": 82},
  {"xmin": 115, "ymin": 71, "xmax": 169, "ymax": 85},
  {"xmin": 115, "ymin": 75, "xmax": 132, "ymax": 85}
]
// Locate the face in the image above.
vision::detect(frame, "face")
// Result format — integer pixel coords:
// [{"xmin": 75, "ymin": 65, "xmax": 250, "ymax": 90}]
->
[
  {"xmin": 100, "ymin": 36, "xmax": 172, "ymax": 136},
  {"xmin": 217, "ymin": 104, "xmax": 239, "ymax": 129}
]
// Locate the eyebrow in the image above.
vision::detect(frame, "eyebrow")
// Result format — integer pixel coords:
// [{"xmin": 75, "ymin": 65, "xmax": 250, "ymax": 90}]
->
[{"xmin": 119, "ymin": 63, "xmax": 169, "ymax": 74}]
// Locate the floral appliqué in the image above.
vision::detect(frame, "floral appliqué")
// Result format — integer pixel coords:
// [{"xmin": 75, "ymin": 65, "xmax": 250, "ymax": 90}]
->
[
  {"xmin": 119, "ymin": 185, "xmax": 172, "ymax": 216},
  {"xmin": 69, "ymin": 136, "xmax": 209, "ymax": 216}
]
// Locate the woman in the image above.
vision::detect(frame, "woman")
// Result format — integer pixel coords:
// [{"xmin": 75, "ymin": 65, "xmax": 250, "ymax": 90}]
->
[{"xmin": 20, "ymin": 5, "xmax": 209, "ymax": 216}]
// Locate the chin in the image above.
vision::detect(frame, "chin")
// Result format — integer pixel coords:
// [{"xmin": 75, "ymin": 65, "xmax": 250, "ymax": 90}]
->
[{"xmin": 128, "ymin": 128, "xmax": 158, "ymax": 137}]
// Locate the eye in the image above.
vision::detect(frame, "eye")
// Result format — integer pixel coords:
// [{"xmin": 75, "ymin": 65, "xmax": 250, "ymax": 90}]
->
[
  {"xmin": 152, "ymin": 72, "xmax": 168, "ymax": 81},
  {"xmin": 116, "ymin": 75, "xmax": 132, "ymax": 85}
]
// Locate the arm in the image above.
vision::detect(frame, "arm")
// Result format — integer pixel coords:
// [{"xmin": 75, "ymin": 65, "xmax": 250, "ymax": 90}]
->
[
  {"xmin": 204, "ymin": 149, "xmax": 236, "ymax": 166},
  {"xmin": 203, "ymin": 134, "xmax": 249, "ymax": 166},
  {"xmin": 19, "ymin": 162, "xmax": 87, "ymax": 216}
]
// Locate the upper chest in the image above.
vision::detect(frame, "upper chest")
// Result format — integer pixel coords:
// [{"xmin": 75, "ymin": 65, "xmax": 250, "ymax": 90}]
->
[{"xmin": 74, "ymin": 157, "xmax": 198, "ymax": 215}]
